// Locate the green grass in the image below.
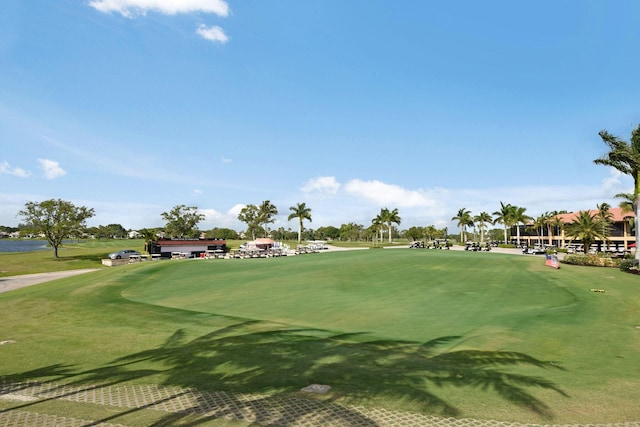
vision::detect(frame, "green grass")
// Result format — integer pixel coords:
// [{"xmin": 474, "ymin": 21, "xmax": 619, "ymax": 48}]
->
[
  {"xmin": 0, "ymin": 239, "xmax": 146, "ymax": 277},
  {"xmin": 1, "ymin": 249, "xmax": 639, "ymax": 425}
]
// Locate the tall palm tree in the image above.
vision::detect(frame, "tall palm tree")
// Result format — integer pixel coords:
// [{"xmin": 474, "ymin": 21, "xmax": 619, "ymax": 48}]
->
[
  {"xmin": 287, "ymin": 202, "xmax": 312, "ymax": 243},
  {"xmin": 615, "ymin": 192, "xmax": 636, "ymax": 243},
  {"xmin": 511, "ymin": 206, "xmax": 531, "ymax": 247},
  {"xmin": 492, "ymin": 201, "xmax": 513, "ymax": 244},
  {"xmin": 533, "ymin": 214, "xmax": 548, "ymax": 246},
  {"xmin": 381, "ymin": 208, "xmax": 401, "ymax": 243},
  {"xmin": 258, "ymin": 200, "xmax": 278, "ymax": 237},
  {"xmin": 452, "ymin": 208, "xmax": 473, "ymax": 243},
  {"xmin": 548, "ymin": 212, "xmax": 565, "ymax": 248},
  {"xmin": 474, "ymin": 212, "xmax": 493, "ymax": 244},
  {"xmin": 371, "ymin": 213, "xmax": 385, "ymax": 245},
  {"xmin": 565, "ymin": 210, "xmax": 607, "ymax": 254},
  {"xmin": 594, "ymin": 124, "xmax": 640, "ymax": 260},
  {"xmin": 596, "ymin": 202, "xmax": 614, "ymax": 251}
]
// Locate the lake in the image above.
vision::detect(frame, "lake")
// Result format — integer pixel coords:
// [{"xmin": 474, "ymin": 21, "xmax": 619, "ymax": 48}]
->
[{"xmin": 0, "ymin": 239, "xmax": 51, "ymax": 253}]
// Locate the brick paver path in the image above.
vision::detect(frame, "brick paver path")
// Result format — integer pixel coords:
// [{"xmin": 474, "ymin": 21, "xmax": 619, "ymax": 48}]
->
[{"xmin": 1, "ymin": 381, "xmax": 639, "ymax": 427}]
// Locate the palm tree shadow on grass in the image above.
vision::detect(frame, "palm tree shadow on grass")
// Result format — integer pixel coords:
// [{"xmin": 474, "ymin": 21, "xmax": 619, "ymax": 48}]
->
[{"xmin": 2, "ymin": 321, "xmax": 567, "ymax": 425}]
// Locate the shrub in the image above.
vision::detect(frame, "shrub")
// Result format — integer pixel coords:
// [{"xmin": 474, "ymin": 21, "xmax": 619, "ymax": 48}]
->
[
  {"xmin": 562, "ymin": 254, "xmax": 622, "ymax": 268},
  {"xmin": 619, "ymin": 258, "xmax": 639, "ymax": 273}
]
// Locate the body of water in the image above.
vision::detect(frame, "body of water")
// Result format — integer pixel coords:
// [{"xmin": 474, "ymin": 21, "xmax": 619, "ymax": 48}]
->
[{"xmin": 0, "ymin": 239, "xmax": 51, "ymax": 253}]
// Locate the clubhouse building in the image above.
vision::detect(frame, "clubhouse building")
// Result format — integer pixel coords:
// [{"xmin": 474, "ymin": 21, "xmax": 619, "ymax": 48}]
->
[{"xmin": 510, "ymin": 207, "xmax": 635, "ymax": 252}]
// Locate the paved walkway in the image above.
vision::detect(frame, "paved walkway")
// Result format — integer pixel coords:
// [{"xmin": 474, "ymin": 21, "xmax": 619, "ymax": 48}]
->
[
  {"xmin": 1, "ymin": 381, "xmax": 638, "ymax": 427},
  {"xmin": 0, "ymin": 269, "xmax": 98, "ymax": 294}
]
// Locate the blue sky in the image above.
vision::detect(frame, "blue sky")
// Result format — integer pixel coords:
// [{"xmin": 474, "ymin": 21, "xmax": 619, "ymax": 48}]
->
[{"xmin": 1, "ymin": 0, "xmax": 639, "ymax": 233}]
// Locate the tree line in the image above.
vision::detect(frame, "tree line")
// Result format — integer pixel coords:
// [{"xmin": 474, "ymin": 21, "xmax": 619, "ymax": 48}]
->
[{"xmin": 11, "ymin": 124, "xmax": 640, "ymax": 260}]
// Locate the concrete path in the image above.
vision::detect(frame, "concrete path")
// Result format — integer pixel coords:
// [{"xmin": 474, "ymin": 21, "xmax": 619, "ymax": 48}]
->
[{"xmin": 0, "ymin": 269, "xmax": 98, "ymax": 294}]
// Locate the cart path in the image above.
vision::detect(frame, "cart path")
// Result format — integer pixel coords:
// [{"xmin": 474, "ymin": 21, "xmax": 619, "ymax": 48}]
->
[
  {"xmin": 1, "ymin": 381, "xmax": 638, "ymax": 427},
  {"xmin": 0, "ymin": 269, "xmax": 99, "ymax": 294}
]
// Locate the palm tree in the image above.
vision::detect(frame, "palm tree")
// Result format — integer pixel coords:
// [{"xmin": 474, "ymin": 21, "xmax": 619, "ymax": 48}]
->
[
  {"xmin": 565, "ymin": 210, "xmax": 607, "ymax": 254},
  {"xmin": 381, "ymin": 208, "xmax": 401, "ymax": 243},
  {"xmin": 287, "ymin": 202, "xmax": 312, "ymax": 243},
  {"xmin": 596, "ymin": 202, "xmax": 614, "ymax": 251},
  {"xmin": 548, "ymin": 212, "xmax": 565, "ymax": 248},
  {"xmin": 532, "ymin": 214, "xmax": 548, "ymax": 247},
  {"xmin": 594, "ymin": 124, "xmax": 640, "ymax": 260},
  {"xmin": 258, "ymin": 200, "xmax": 278, "ymax": 237},
  {"xmin": 452, "ymin": 208, "xmax": 473, "ymax": 243},
  {"xmin": 474, "ymin": 212, "xmax": 493, "ymax": 244},
  {"xmin": 615, "ymin": 192, "xmax": 636, "ymax": 244},
  {"xmin": 511, "ymin": 206, "xmax": 531, "ymax": 247},
  {"xmin": 492, "ymin": 201, "xmax": 513, "ymax": 244},
  {"xmin": 371, "ymin": 213, "xmax": 385, "ymax": 245}
]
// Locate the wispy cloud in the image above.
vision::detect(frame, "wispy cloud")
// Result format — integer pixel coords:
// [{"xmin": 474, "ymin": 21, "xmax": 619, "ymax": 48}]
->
[
  {"xmin": 196, "ymin": 25, "xmax": 229, "ymax": 44},
  {"xmin": 38, "ymin": 159, "xmax": 66, "ymax": 180},
  {"xmin": 301, "ymin": 176, "xmax": 341, "ymax": 194},
  {"xmin": 0, "ymin": 161, "xmax": 32, "ymax": 178},
  {"xmin": 221, "ymin": 156, "xmax": 232, "ymax": 164},
  {"xmin": 88, "ymin": 0, "xmax": 229, "ymax": 18}
]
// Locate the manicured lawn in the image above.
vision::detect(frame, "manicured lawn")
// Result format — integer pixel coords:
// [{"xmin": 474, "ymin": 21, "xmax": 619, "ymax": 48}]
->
[{"xmin": 1, "ymin": 249, "xmax": 639, "ymax": 425}]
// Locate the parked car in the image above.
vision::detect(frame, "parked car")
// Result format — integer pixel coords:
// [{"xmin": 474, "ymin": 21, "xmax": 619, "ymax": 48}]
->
[{"xmin": 108, "ymin": 249, "xmax": 141, "ymax": 259}]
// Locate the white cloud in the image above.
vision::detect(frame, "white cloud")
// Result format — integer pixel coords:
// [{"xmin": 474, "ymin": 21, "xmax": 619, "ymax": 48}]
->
[
  {"xmin": 196, "ymin": 25, "xmax": 229, "ymax": 44},
  {"xmin": 221, "ymin": 156, "xmax": 232, "ymax": 164},
  {"xmin": 301, "ymin": 176, "xmax": 341, "ymax": 194},
  {"xmin": 38, "ymin": 159, "xmax": 66, "ymax": 180},
  {"xmin": 0, "ymin": 161, "xmax": 32, "ymax": 178},
  {"xmin": 193, "ymin": 189, "xmax": 203, "ymax": 195},
  {"xmin": 343, "ymin": 179, "xmax": 436, "ymax": 208},
  {"xmin": 88, "ymin": 0, "xmax": 230, "ymax": 17}
]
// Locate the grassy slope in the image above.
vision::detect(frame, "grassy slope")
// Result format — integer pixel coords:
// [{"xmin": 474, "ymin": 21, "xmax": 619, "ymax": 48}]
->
[{"xmin": 0, "ymin": 249, "xmax": 639, "ymax": 424}]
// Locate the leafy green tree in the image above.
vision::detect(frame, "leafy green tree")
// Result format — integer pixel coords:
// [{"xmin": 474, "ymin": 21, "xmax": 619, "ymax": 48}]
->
[
  {"xmin": 161, "ymin": 205, "xmax": 205, "ymax": 238},
  {"xmin": 565, "ymin": 210, "xmax": 607, "ymax": 254},
  {"xmin": 316, "ymin": 226, "xmax": 340, "ymax": 240},
  {"xmin": 18, "ymin": 199, "xmax": 95, "ymax": 258},
  {"xmin": 339, "ymin": 222, "xmax": 363, "ymax": 241},
  {"xmin": 205, "ymin": 227, "xmax": 238, "ymax": 240},
  {"xmin": 237, "ymin": 204, "xmax": 261, "ymax": 240},
  {"xmin": 594, "ymin": 124, "xmax": 640, "ymax": 260},
  {"xmin": 405, "ymin": 226, "xmax": 424, "ymax": 242},
  {"xmin": 452, "ymin": 208, "xmax": 473, "ymax": 243},
  {"xmin": 287, "ymin": 202, "xmax": 312, "ymax": 243},
  {"xmin": 615, "ymin": 192, "xmax": 636, "ymax": 241},
  {"xmin": 474, "ymin": 212, "xmax": 493, "ymax": 244},
  {"xmin": 258, "ymin": 200, "xmax": 278, "ymax": 237}
]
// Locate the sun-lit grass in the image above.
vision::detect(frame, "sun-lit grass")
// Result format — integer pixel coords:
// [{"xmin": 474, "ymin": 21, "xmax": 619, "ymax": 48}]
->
[{"xmin": 1, "ymin": 248, "xmax": 639, "ymax": 424}]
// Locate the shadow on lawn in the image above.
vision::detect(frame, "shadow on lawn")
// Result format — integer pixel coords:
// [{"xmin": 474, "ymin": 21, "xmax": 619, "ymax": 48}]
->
[{"xmin": 2, "ymin": 321, "xmax": 567, "ymax": 425}]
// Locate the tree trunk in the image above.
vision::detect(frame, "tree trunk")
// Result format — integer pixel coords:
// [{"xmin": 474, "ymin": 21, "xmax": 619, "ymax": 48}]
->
[{"xmin": 298, "ymin": 218, "xmax": 302, "ymax": 243}]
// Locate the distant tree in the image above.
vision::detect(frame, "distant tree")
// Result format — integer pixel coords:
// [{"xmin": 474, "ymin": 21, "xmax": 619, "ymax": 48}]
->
[
  {"xmin": 371, "ymin": 212, "xmax": 385, "ymax": 244},
  {"xmin": 511, "ymin": 206, "xmax": 531, "ymax": 247},
  {"xmin": 380, "ymin": 207, "xmax": 401, "ymax": 243},
  {"xmin": 18, "ymin": 199, "xmax": 95, "ymax": 258},
  {"xmin": 596, "ymin": 202, "xmax": 614, "ymax": 251},
  {"xmin": 138, "ymin": 228, "xmax": 159, "ymax": 253},
  {"xmin": 339, "ymin": 222, "xmax": 363, "ymax": 241},
  {"xmin": 452, "ymin": 208, "xmax": 473, "ymax": 243},
  {"xmin": 316, "ymin": 226, "xmax": 340, "ymax": 240},
  {"xmin": 492, "ymin": 201, "xmax": 513, "ymax": 244},
  {"xmin": 615, "ymin": 192, "xmax": 636, "ymax": 240},
  {"xmin": 237, "ymin": 204, "xmax": 261, "ymax": 240},
  {"xmin": 565, "ymin": 210, "xmax": 607, "ymax": 254},
  {"xmin": 205, "ymin": 227, "xmax": 238, "ymax": 240},
  {"xmin": 161, "ymin": 205, "xmax": 205, "ymax": 238},
  {"xmin": 405, "ymin": 226, "xmax": 424, "ymax": 242},
  {"xmin": 474, "ymin": 212, "xmax": 493, "ymax": 244},
  {"xmin": 287, "ymin": 202, "xmax": 312, "ymax": 243},
  {"xmin": 258, "ymin": 200, "xmax": 278, "ymax": 237},
  {"xmin": 594, "ymin": 124, "xmax": 640, "ymax": 260}
]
